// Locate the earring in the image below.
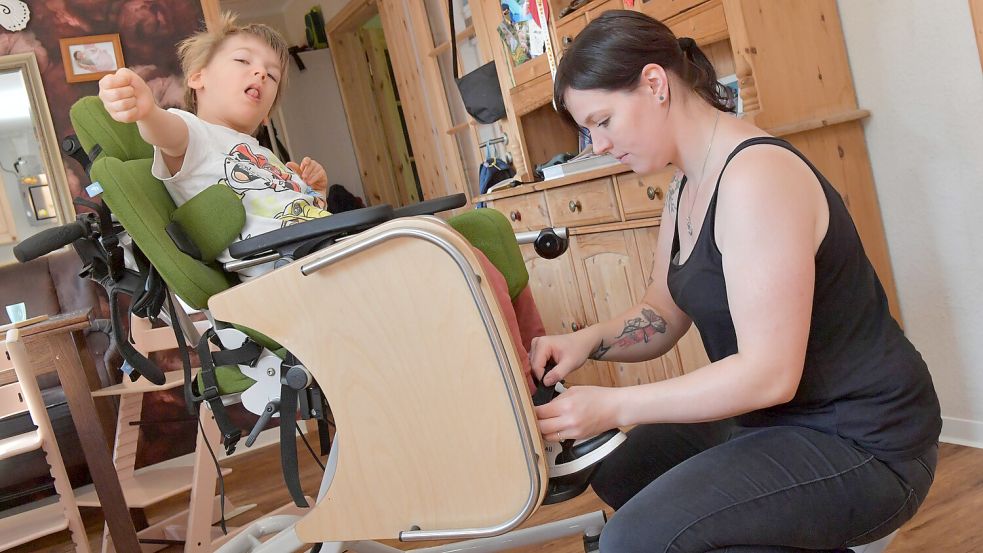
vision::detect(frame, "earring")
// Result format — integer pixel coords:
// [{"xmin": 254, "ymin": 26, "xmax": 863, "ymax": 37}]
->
[{"xmin": 658, "ymin": 95, "xmax": 665, "ymax": 102}]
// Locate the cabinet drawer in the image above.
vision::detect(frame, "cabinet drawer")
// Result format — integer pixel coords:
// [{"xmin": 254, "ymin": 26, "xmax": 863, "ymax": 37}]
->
[
  {"xmin": 489, "ymin": 193, "xmax": 550, "ymax": 232},
  {"xmin": 545, "ymin": 178, "xmax": 620, "ymax": 227},
  {"xmin": 666, "ymin": 0, "xmax": 727, "ymax": 46},
  {"xmin": 587, "ymin": 0, "xmax": 624, "ymax": 19},
  {"xmin": 616, "ymin": 168, "xmax": 674, "ymax": 220},
  {"xmin": 636, "ymin": 0, "xmax": 706, "ymax": 22},
  {"xmin": 555, "ymin": 14, "xmax": 588, "ymax": 51}
]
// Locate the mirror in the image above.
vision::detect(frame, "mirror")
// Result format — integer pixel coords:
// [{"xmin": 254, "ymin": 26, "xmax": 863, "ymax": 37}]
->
[{"xmin": 0, "ymin": 52, "xmax": 74, "ymax": 263}]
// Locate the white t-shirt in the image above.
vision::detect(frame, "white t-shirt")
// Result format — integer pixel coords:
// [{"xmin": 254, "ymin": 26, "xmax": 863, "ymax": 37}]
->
[{"xmin": 151, "ymin": 108, "xmax": 329, "ymax": 279}]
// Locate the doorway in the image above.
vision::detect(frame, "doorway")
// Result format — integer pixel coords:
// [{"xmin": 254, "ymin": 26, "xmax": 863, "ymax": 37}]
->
[{"xmin": 327, "ymin": 2, "xmax": 422, "ymax": 208}]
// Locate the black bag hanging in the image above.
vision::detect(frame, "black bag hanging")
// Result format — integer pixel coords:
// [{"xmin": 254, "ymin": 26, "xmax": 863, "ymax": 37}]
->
[{"xmin": 448, "ymin": 0, "xmax": 506, "ymax": 124}]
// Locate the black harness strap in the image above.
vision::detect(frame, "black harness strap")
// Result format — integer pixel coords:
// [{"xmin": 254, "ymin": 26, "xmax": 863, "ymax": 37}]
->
[{"xmin": 194, "ymin": 328, "xmax": 244, "ymax": 455}]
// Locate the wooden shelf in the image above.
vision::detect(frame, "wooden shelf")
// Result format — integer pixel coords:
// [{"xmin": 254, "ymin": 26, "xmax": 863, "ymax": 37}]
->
[
  {"xmin": 767, "ymin": 109, "xmax": 871, "ymax": 137},
  {"xmin": 91, "ymin": 368, "xmax": 187, "ymax": 397},
  {"xmin": 0, "ymin": 430, "xmax": 42, "ymax": 459},
  {"xmin": 75, "ymin": 465, "xmax": 231, "ymax": 509},
  {"xmin": 0, "ymin": 502, "xmax": 70, "ymax": 550}
]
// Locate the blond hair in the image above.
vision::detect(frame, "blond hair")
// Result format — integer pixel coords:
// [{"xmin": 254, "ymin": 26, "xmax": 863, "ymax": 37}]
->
[{"xmin": 176, "ymin": 12, "xmax": 290, "ymax": 114}]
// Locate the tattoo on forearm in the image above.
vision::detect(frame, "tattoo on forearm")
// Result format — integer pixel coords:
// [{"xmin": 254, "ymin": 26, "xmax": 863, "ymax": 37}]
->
[
  {"xmin": 590, "ymin": 340, "xmax": 612, "ymax": 360},
  {"xmin": 613, "ymin": 308, "xmax": 668, "ymax": 349}
]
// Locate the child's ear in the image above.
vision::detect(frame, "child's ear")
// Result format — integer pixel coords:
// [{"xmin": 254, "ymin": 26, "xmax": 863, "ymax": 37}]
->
[{"xmin": 187, "ymin": 70, "xmax": 204, "ymax": 91}]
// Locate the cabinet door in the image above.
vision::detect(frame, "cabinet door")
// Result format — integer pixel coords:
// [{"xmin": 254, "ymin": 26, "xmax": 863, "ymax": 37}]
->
[
  {"xmin": 521, "ymin": 243, "xmax": 609, "ymax": 387},
  {"xmin": 570, "ymin": 230, "xmax": 673, "ymax": 386}
]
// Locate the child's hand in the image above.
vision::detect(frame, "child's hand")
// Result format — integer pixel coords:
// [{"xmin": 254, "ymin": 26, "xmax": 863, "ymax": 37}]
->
[
  {"xmin": 98, "ymin": 68, "xmax": 157, "ymax": 123},
  {"xmin": 287, "ymin": 156, "xmax": 328, "ymax": 194}
]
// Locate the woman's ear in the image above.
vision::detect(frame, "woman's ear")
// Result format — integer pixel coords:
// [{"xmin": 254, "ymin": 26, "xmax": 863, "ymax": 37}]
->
[{"xmin": 640, "ymin": 63, "xmax": 668, "ymax": 101}]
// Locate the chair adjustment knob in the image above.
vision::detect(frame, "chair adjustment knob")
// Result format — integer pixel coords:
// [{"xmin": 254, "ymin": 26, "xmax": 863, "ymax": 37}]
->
[
  {"xmin": 282, "ymin": 365, "xmax": 312, "ymax": 390},
  {"xmin": 534, "ymin": 227, "xmax": 568, "ymax": 259}
]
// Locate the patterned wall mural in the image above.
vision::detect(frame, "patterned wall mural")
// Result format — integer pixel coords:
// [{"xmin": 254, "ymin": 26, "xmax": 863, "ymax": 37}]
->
[
  {"xmin": 0, "ymin": 0, "xmax": 204, "ymax": 200},
  {"xmin": 0, "ymin": 1, "xmax": 218, "ymax": 491}
]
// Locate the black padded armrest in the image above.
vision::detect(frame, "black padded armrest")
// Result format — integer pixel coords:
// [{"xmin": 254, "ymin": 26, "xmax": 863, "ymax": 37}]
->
[
  {"xmin": 228, "ymin": 204, "xmax": 394, "ymax": 260},
  {"xmin": 392, "ymin": 193, "xmax": 467, "ymax": 218}
]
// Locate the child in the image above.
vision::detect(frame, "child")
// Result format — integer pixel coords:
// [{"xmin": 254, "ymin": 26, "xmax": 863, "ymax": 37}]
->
[{"xmin": 98, "ymin": 13, "xmax": 330, "ymax": 278}]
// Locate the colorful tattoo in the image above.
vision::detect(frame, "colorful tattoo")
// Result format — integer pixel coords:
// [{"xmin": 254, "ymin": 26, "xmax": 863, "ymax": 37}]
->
[{"xmin": 613, "ymin": 308, "xmax": 668, "ymax": 349}]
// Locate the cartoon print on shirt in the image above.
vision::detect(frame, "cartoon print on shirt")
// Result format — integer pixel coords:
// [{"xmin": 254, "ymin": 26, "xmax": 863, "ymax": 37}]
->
[
  {"xmin": 224, "ymin": 142, "xmax": 301, "ymax": 195},
  {"xmin": 275, "ymin": 198, "xmax": 331, "ymax": 227}
]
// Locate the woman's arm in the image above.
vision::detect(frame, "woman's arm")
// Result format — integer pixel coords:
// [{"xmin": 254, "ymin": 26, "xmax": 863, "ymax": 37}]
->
[
  {"xmin": 530, "ymin": 172, "xmax": 692, "ymax": 385},
  {"xmin": 536, "ymin": 147, "xmax": 828, "ymax": 437}
]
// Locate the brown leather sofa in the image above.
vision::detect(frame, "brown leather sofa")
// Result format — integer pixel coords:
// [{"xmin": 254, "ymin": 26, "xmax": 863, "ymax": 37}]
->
[{"xmin": 0, "ymin": 248, "xmax": 115, "ymax": 511}]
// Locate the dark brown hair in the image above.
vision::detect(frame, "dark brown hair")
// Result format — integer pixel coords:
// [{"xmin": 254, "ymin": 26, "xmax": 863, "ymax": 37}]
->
[{"xmin": 553, "ymin": 10, "xmax": 735, "ymax": 122}]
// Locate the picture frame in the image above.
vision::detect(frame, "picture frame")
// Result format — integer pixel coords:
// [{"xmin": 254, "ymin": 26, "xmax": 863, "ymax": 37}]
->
[{"xmin": 59, "ymin": 34, "xmax": 124, "ymax": 83}]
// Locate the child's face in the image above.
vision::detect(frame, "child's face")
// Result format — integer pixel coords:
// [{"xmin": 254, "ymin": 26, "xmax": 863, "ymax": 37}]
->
[{"xmin": 188, "ymin": 34, "xmax": 283, "ymax": 134}]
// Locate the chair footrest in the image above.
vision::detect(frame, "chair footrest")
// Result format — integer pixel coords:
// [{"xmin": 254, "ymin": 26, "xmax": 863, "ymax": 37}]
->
[
  {"xmin": 0, "ymin": 430, "xmax": 42, "ymax": 459},
  {"xmin": 0, "ymin": 501, "xmax": 71, "ymax": 550}
]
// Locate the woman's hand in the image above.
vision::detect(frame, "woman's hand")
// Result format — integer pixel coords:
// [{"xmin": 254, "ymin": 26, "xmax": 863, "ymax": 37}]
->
[
  {"xmin": 287, "ymin": 156, "xmax": 328, "ymax": 194},
  {"xmin": 528, "ymin": 328, "xmax": 599, "ymax": 387},
  {"xmin": 535, "ymin": 385, "xmax": 623, "ymax": 441}
]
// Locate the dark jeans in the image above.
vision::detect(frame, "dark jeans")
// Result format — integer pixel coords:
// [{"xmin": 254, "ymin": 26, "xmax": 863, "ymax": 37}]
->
[{"xmin": 592, "ymin": 422, "xmax": 937, "ymax": 553}]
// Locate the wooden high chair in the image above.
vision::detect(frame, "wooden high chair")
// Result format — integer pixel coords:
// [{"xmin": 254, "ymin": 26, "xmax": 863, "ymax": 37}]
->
[{"xmin": 0, "ymin": 327, "xmax": 91, "ymax": 552}]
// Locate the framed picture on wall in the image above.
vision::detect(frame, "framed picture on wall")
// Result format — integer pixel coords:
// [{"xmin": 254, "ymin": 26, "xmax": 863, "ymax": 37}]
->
[{"xmin": 59, "ymin": 34, "xmax": 124, "ymax": 83}]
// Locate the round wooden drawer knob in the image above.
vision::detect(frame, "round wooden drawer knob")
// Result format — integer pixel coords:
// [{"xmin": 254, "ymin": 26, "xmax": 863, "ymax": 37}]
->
[
  {"xmin": 510, "ymin": 210, "xmax": 521, "ymax": 222},
  {"xmin": 647, "ymin": 186, "xmax": 663, "ymax": 201},
  {"xmin": 568, "ymin": 200, "xmax": 582, "ymax": 213}
]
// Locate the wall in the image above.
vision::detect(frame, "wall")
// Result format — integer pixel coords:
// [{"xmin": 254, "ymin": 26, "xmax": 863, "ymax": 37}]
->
[
  {"xmin": 232, "ymin": 1, "xmax": 366, "ymax": 201},
  {"xmin": 838, "ymin": 0, "xmax": 983, "ymax": 447},
  {"xmin": 0, "ymin": 1, "xmax": 206, "ymax": 203}
]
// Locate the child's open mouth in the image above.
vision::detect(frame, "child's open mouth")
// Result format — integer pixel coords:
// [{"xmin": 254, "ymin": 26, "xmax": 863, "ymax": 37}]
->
[{"xmin": 245, "ymin": 85, "xmax": 261, "ymax": 101}]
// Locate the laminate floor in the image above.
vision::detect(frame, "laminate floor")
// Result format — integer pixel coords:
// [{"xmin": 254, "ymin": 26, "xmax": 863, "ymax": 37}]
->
[{"xmin": 10, "ymin": 442, "xmax": 981, "ymax": 552}]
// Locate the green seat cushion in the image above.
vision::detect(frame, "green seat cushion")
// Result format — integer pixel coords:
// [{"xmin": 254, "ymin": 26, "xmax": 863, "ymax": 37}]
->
[
  {"xmin": 449, "ymin": 208, "xmax": 528, "ymax": 299},
  {"xmin": 92, "ymin": 157, "xmax": 235, "ymax": 310}
]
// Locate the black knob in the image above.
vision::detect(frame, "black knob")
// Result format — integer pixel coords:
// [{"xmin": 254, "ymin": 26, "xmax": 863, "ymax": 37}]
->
[{"xmin": 534, "ymin": 228, "xmax": 568, "ymax": 259}]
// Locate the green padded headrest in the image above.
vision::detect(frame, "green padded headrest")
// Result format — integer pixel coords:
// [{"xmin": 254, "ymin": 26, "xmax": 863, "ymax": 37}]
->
[
  {"xmin": 448, "ymin": 208, "xmax": 528, "ymax": 299},
  {"xmin": 70, "ymin": 96, "xmax": 154, "ymax": 162}
]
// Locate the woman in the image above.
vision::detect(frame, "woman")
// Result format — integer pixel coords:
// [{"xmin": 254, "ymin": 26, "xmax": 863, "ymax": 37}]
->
[{"xmin": 530, "ymin": 10, "xmax": 941, "ymax": 552}]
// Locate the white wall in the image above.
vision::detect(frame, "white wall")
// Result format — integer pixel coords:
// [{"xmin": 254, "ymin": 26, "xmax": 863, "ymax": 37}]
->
[
  {"xmin": 231, "ymin": 1, "xmax": 366, "ymax": 201},
  {"xmin": 838, "ymin": 1, "xmax": 983, "ymax": 447}
]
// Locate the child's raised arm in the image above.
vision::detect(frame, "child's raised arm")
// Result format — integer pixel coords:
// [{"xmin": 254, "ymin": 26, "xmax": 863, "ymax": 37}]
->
[{"xmin": 98, "ymin": 68, "xmax": 189, "ymax": 172}]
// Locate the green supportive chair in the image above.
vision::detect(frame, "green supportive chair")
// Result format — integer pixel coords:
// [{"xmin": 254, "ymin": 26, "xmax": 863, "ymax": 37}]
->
[{"xmin": 53, "ymin": 96, "xmax": 620, "ymax": 553}]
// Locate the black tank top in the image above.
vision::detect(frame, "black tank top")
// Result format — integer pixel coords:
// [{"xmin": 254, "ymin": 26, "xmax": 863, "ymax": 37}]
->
[{"xmin": 666, "ymin": 137, "xmax": 940, "ymax": 461}]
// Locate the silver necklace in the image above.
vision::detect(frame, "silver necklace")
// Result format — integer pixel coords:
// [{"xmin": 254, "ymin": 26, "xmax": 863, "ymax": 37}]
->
[{"xmin": 686, "ymin": 110, "xmax": 721, "ymax": 237}]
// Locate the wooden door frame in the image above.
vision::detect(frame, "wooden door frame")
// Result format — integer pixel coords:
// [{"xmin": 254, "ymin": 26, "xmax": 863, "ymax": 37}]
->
[{"xmin": 326, "ymin": 0, "xmax": 406, "ymax": 207}]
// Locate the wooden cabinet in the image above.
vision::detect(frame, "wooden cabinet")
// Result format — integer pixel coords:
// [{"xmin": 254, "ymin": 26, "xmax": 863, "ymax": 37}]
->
[
  {"xmin": 489, "ymin": 177, "xmax": 707, "ymax": 389},
  {"xmin": 616, "ymin": 168, "xmax": 674, "ymax": 221}
]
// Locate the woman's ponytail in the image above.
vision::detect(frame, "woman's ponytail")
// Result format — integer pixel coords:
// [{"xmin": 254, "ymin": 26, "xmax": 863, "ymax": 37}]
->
[{"xmin": 677, "ymin": 36, "xmax": 736, "ymax": 113}]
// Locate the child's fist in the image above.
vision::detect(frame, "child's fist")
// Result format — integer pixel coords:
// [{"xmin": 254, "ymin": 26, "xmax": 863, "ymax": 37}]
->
[{"xmin": 98, "ymin": 68, "xmax": 156, "ymax": 123}]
